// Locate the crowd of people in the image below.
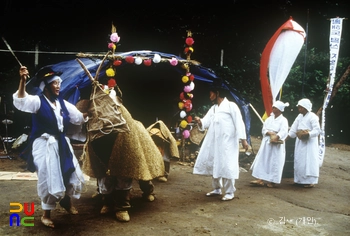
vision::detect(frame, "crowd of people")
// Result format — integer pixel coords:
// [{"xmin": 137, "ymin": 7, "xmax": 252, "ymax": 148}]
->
[{"xmin": 13, "ymin": 66, "xmax": 322, "ymax": 228}]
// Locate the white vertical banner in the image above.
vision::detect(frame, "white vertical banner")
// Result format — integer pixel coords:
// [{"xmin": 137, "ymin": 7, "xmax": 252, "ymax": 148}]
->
[{"xmin": 319, "ymin": 17, "xmax": 344, "ymax": 166}]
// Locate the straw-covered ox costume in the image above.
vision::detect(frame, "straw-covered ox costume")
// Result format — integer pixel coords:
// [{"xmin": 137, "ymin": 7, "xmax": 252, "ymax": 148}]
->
[{"xmin": 77, "ymin": 58, "xmax": 164, "ymax": 222}]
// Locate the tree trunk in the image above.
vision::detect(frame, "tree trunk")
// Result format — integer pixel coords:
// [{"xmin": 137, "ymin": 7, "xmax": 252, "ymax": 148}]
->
[{"xmin": 316, "ymin": 64, "xmax": 350, "ymax": 117}]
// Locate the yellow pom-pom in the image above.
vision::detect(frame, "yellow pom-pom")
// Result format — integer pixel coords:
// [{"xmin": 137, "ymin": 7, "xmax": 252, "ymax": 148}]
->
[
  {"xmin": 180, "ymin": 120, "xmax": 188, "ymax": 129},
  {"xmin": 189, "ymin": 47, "xmax": 194, "ymax": 53},
  {"xmin": 106, "ymin": 68, "xmax": 115, "ymax": 77},
  {"xmin": 178, "ymin": 102, "xmax": 184, "ymax": 109},
  {"xmin": 182, "ymin": 76, "xmax": 189, "ymax": 83}
]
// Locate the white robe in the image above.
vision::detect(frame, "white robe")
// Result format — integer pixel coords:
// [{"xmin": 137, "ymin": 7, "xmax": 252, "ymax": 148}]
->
[
  {"xmin": 288, "ymin": 111, "xmax": 321, "ymax": 184},
  {"xmin": 193, "ymin": 98, "xmax": 246, "ymax": 179},
  {"xmin": 13, "ymin": 91, "xmax": 87, "ymax": 207},
  {"xmin": 250, "ymin": 114, "xmax": 289, "ymax": 183}
]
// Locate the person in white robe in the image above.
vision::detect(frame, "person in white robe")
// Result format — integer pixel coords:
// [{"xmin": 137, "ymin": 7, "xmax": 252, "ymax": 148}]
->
[
  {"xmin": 250, "ymin": 101, "xmax": 289, "ymax": 187},
  {"xmin": 13, "ymin": 66, "xmax": 88, "ymax": 228},
  {"xmin": 286, "ymin": 98, "xmax": 321, "ymax": 188},
  {"xmin": 193, "ymin": 84, "xmax": 249, "ymax": 201}
]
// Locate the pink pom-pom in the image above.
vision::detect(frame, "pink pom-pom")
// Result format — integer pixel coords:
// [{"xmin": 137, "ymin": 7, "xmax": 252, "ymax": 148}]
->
[
  {"xmin": 182, "ymin": 130, "xmax": 190, "ymax": 139},
  {"xmin": 108, "ymin": 43, "xmax": 116, "ymax": 49},
  {"xmin": 170, "ymin": 57, "xmax": 178, "ymax": 66},
  {"xmin": 110, "ymin": 33, "xmax": 120, "ymax": 43},
  {"xmin": 184, "ymin": 85, "xmax": 192, "ymax": 93}
]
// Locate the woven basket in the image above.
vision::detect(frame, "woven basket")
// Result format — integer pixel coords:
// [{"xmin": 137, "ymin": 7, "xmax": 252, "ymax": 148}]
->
[{"xmin": 190, "ymin": 125, "xmax": 207, "ymax": 145}]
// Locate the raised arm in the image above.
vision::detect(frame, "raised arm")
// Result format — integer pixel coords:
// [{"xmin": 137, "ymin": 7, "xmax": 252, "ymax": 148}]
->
[{"xmin": 17, "ymin": 66, "xmax": 29, "ymax": 98}]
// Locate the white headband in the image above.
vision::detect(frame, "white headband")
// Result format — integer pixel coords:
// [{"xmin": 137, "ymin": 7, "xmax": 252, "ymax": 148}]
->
[{"xmin": 39, "ymin": 75, "xmax": 62, "ymax": 91}]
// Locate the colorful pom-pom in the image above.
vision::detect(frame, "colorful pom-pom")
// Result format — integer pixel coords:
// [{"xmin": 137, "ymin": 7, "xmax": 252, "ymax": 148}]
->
[
  {"xmin": 106, "ymin": 68, "xmax": 115, "ymax": 77},
  {"xmin": 143, "ymin": 59, "xmax": 152, "ymax": 66},
  {"xmin": 170, "ymin": 57, "xmax": 178, "ymax": 66},
  {"xmin": 108, "ymin": 78, "xmax": 116, "ymax": 88},
  {"xmin": 110, "ymin": 33, "xmax": 120, "ymax": 43},
  {"xmin": 187, "ymin": 115, "xmax": 193, "ymax": 123},
  {"xmin": 180, "ymin": 110, "xmax": 187, "ymax": 118},
  {"xmin": 182, "ymin": 76, "xmax": 189, "ymax": 84},
  {"xmin": 153, "ymin": 54, "xmax": 161, "ymax": 63},
  {"xmin": 189, "ymin": 82, "xmax": 195, "ymax": 90},
  {"xmin": 185, "ymin": 103, "xmax": 192, "ymax": 112},
  {"xmin": 108, "ymin": 43, "xmax": 116, "ymax": 50},
  {"xmin": 184, "ymin": 85, "xmax": 192, "ymax": 93},
  {"xmin": 189, "ymin": 74, "xmax": 195, "ymax": 81},
  {"xmin": 178, "ymin": 102, "xmax": 184, "ymax": 109},
  {"xmin": 125, "ymin": 56, "xmax": 135, "ymax": 64},
  {"xmin": 184, "ymin": 99, "xmax": 192, "ymax": 108},
  {"xmin": 182, "ymin": 129, "xmax": 190, "ymax": 139},
  {"xmin": 185, "ymin": 37, "xmax": 194, "ymax": 46},
  {"xmin": 179, "ymin": 92, "xmax": 185, "ymax": 100},
  {"xmin": 134, "ymin": 57, "xmax": 142, "ymax": 65},
  {"xmin": 113, "ymin": 60, "xmax": 122, "ymax": 66},
  {"xmin": 180, "ymin": 120, "xmax": 188, "ymax": 129}
]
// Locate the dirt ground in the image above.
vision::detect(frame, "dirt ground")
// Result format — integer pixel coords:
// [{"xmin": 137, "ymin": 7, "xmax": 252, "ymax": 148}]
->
[{"xmin": 0, "ymin": 136, "xmax": 349, "ymax": 236}]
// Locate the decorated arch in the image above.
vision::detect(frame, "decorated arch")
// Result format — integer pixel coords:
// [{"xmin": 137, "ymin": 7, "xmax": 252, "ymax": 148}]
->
[{"xmin": 25, "ymin": 30, "xmax": 251, "ymax": 143}]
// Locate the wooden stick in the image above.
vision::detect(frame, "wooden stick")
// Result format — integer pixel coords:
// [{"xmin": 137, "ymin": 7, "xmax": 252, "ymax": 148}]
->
[
  {"xmin": 95, "ymin": 51, "xmax": 112, "ymax": 82},
  {"xmin": 249, "ymin": 103, "xmax": 264, "ymax": 124},
  {"xmin": 76, "ymin": 58, "xmax": 95, "ymax": 82}
]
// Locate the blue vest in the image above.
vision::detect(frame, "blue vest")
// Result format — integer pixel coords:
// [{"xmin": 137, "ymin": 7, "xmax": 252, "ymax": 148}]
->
[{"xmin": 21, "ymin": 94, "xmax": 75, "ymax": 184}]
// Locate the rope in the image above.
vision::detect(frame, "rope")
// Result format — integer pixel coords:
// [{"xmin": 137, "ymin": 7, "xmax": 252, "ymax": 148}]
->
[{"xmin": 0, "ymin": 49, "xmax": 103, "ymax": 55}]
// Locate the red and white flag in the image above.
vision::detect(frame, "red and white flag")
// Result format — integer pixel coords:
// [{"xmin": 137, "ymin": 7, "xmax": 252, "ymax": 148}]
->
[{"xmin": 260, "ymin": 17, "xmax": 306, "ymax": 118}]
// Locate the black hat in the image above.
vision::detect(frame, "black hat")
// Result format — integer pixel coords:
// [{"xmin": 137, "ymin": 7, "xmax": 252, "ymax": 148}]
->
[
  {"xmin": 209, "ymin": 79, "xmax": 230, "ymax": 97},
  {"xmin": 34, "ymin": 66, "xmax": 63, "ymax": 90}
]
